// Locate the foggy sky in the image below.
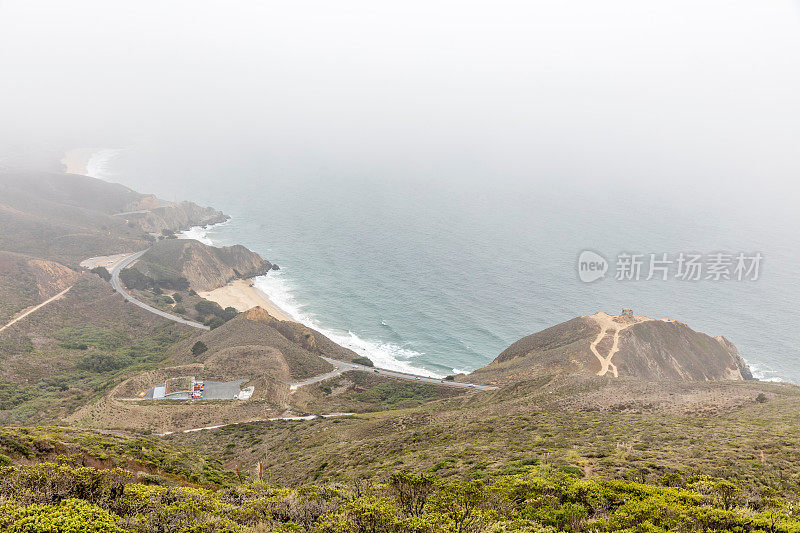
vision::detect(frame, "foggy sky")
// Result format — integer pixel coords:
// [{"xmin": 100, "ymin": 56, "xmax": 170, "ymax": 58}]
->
[{"xmin": 1, "ymin": 0, "xmax": 800, "ymax": 204}]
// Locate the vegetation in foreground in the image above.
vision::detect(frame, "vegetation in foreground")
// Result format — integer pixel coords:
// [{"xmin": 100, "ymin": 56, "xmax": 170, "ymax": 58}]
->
[{"xmin": 1, "ymin": 428, "xmax": 800, "ymax": 533}]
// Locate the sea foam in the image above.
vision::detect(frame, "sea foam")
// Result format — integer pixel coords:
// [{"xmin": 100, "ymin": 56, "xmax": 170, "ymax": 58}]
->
[
  {"xmin": 252, "ymin": 271, "xmax": 440, "ymax": 377},
  {"xmin": 180, "ymin": 225, "xmax": 440, "ymax": 378},
  {"xmin": 86, "ymin": 148, "xmax": 126, "ymax": 181},
  {"xmin": 749, "ymin": 362, "xmax": 785, "ymax": 382},
  {"xmin": 178, "ymin": 225, "xmax": 215, "ymax": 246}
]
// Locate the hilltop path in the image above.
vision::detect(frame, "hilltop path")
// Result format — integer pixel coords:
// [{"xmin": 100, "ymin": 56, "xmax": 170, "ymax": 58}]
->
[{"xmin": 587, "ymin": 312, "xmax": 674, "ymax": 377}]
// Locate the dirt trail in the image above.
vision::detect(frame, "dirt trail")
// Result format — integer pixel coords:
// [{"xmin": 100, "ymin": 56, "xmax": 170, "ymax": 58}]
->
[
  {"xmin": 587, "ymin": 312, "xmax": 672, "ymax": 377},
  {"xmin": 0, "ymin": 286, "xmax": 73, "ymax": 333}
]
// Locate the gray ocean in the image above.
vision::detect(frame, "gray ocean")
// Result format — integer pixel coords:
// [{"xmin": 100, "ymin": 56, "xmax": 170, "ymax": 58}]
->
[{"xmin": 88, "ymin": 148, "xmax": 799, "ymax": 382}]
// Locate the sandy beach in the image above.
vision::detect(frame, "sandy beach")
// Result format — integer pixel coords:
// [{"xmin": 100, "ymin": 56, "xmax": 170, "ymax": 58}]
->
[
  {"xmin": 61, "ymin": 148, "xmax": 94, "ymax": 175},
  {"xmin": 199, "ymin": 279, "xmax": 294, "ymax": 321}
]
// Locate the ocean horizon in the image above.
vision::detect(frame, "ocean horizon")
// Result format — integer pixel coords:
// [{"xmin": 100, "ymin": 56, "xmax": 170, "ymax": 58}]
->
[{"xmin": 85, "ymin": 147, "xmax": 799, "ymax": 383}]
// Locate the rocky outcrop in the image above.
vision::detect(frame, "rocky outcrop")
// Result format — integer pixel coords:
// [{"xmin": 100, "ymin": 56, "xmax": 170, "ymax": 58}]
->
[
  {"xmin": 715, "ymin": 336, "xmax": 755, "ymax": 380},
  {"xmin": 470, "ymin": 310, "xmax": 754, "ymax": 385},
  {"xmin": 132, "ymin": 239, "xmax": 271, "ymax": 292},
  {"xmin": 124, "ymin": 201, "xmax": 229, "ymax": 234}
]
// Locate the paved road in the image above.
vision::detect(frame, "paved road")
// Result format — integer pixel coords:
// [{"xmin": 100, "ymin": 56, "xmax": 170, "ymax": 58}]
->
[
  {"xmin": 288, "ymin": 357, "xmax": 497, "ymax": 391},
  {"xmin": 112, "ymin": 209, "xmax": 151, "ymax": 216},
  {"xmin": 109, "ymin": 250, "xmax": 495, "ymax": 390},
  {"xmin": 110, "ymin": 250, "xmax": 210, "ymax": 330}
]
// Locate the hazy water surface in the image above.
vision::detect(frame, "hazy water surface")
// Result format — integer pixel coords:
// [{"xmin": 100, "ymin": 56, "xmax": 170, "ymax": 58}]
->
[{"xmin": 89, "ymin": 148, "xmax": 799, "ymax": 382}]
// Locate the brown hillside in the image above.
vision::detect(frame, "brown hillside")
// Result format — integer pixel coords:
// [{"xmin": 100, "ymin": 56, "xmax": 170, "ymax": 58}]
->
[
  {"xmin": 468, "ymin": 311, "xmax": 753, "ymax": 385},
  {"xmin": 0, "ymin": 251, "xmax": 79, "ymax": 323},
  {"xmin": 131, "ymin": 239, "xmax": 272, "ymax": 292}
]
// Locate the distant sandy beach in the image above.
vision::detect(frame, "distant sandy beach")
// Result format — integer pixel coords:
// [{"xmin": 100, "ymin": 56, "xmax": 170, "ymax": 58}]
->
[
  {"xmin": 61, "ymin": 148, "xmax": 94, "ymax": 175},
  {"xmin": 199, "ymin": 278, "xmax": 293, "ymax": 321}
]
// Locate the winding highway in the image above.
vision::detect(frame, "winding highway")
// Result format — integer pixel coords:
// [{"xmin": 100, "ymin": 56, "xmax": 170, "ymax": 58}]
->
[
  {"xmin": 288, "ymin": 357, "xmax": 497, "ymax": 391},
  {"xmin": 107, "ymin": 250, "xmax": 496, "ymax": 391},
  {"xmin": 110, "ymin": 250, "xmax": 210, "ymax": 330}
]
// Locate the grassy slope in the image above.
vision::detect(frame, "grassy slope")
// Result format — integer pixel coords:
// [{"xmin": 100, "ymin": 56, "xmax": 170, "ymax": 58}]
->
[
  {"xmin": 0, "ymin": 172, "xmax": 153, "ymax": 266},
  {"xmin": 166, "ymin": 375, "xmax": 800, "ymax": 494},
  {"xmin": 2, "ymin": 426, "xmax": 800, "ymax": 533},
  {"xmin": 0, "ymin": 274, "xmax": 189, "ymax": 425},
  {"xmin": 0, "ymin": 251, "xmax": 79, "ymax": 324}
]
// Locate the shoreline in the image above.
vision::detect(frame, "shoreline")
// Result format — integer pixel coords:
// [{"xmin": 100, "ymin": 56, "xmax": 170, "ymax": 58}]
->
[
  {"xmin": 198, "ymin": 278, "xmax": 294, "ymax": 322},
  {"xmin": 177, "ymin": 222, "xmax": 296, "ymax": 322},
  {"xmin": 61, "ymin": 148, "xmax": 94, "ymax": 175}
]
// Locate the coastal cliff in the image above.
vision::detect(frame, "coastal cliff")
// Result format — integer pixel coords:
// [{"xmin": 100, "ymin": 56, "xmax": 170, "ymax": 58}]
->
[
  {"xmin": 129, "ymin": 238, "xmax": 272, "ymax": 292},
  {"xmin": 118, "ymin": 199, "xmax": 229, "ymax": 235}
]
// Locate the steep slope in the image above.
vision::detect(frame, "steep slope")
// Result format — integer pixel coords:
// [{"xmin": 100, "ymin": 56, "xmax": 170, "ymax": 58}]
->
[
  {"xmin": 0, "ymin": 251, "xmax": 79, "ymax": 323},
  {"xmin": 168, "ymin": 307, "xmax": 342, "ymax": 379},
  {"xmin": 469, "ymin": 311, "xmax": 753, "ymax": 385},
  {"xmin": 128, "ymin": 238, "xmax": 273, "ymax": 292}
]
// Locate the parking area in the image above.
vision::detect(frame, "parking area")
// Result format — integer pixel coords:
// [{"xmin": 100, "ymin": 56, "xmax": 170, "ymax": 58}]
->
[
  {"xmin": 80, "ymin": 253, "xmax": 131, "ymax": 270},
  {"xmin": 138, "ymin": 377, "xmax": 250, "ymax": 400}
]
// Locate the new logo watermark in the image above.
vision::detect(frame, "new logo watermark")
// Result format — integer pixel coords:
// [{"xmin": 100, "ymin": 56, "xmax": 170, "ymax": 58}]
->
[
  {"xmin": 578, "ymin": 250, "xmax": 608, "ymax": 283},
  {"xmin": 577, "ymin": 251, "xmax": 762, "ymax": 282}
]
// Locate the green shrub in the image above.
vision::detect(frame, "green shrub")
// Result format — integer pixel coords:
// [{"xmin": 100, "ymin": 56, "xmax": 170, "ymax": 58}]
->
[
  {"xmin": 352, "ymin": 356, "xmax": 374, "ymax": 367},
  {"xmin": 207, "ymin": 317, "xmax": 226, "ymax": 330},
  {"xmin": 119, "ymin": 268, "xmax": 153, "ymax": 290},
  {"xmin": 353, "ymin": 382, "xmax": 439, "ymax": 408},
  {"xmin": 196, "ymin": 299, "xmax": 225, "ymax": 317},
  {"xmin": 192, "ymin": 341, "xmax": 208, "ymax": 356},
  {"xmin": 89, "ymin": 267, "xmax": 111, "ymax": 281},
  {"xmin": 0, "ymin": 463, "xmax": 130, "ymax": 506},
  {"xmin": 558, "ymin": 465, "xmax": 583, "ymax": 477},
  {"xmin": 388, "ymin": 471, "xmax": 436, "ymax": 516},
  {"xmin": 76, "ymin": 352, "xmax": 133, "ymax": 373},
  {"xmin": 55, "ymin": 325, "xmax": 128, "ymax": 352},
  {"xmin": 0, "ymin": 498, "xmax": 126, "ymax": 533}
]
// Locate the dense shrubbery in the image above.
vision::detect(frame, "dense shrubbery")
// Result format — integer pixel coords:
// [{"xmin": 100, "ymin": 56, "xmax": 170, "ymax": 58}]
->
[
  {"xmin": 119, "ymin": 268, "xmax": 153, "ymax": 291},
  {"xmin": 90, "ymin": 266, "xmax": 111, "ymax": 281},
  {"xmin": 3, "ymin": 456, "xmax": 798, "ymax": 533},
  {"xmin": 351, "ymin": 356, "xmax": 374, "ymax": 367},
  {"xmin": 192, "ymin": 341, "xmax": 209, "ymax": 356},
  {"xmin": 352, "ymin": 382, "xmax": 442, "ymax": 409},
  {"xmin": 0, "ymin": 498, "xmax": 127, "ymax": 532},
  {"xmin": 54, "ymin": 325, "xmax": 181, "ymax": 375},
  {"xmin": 195, "ymin": 299, "xmax": 238, "ymax": 329},
  {"xmin": 119, "ymin": 267, "xmax": 190, "ymax": 292},
  {"xmin": 0, "ymin": 428, "xmax": 235, "ymax": 487}
]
